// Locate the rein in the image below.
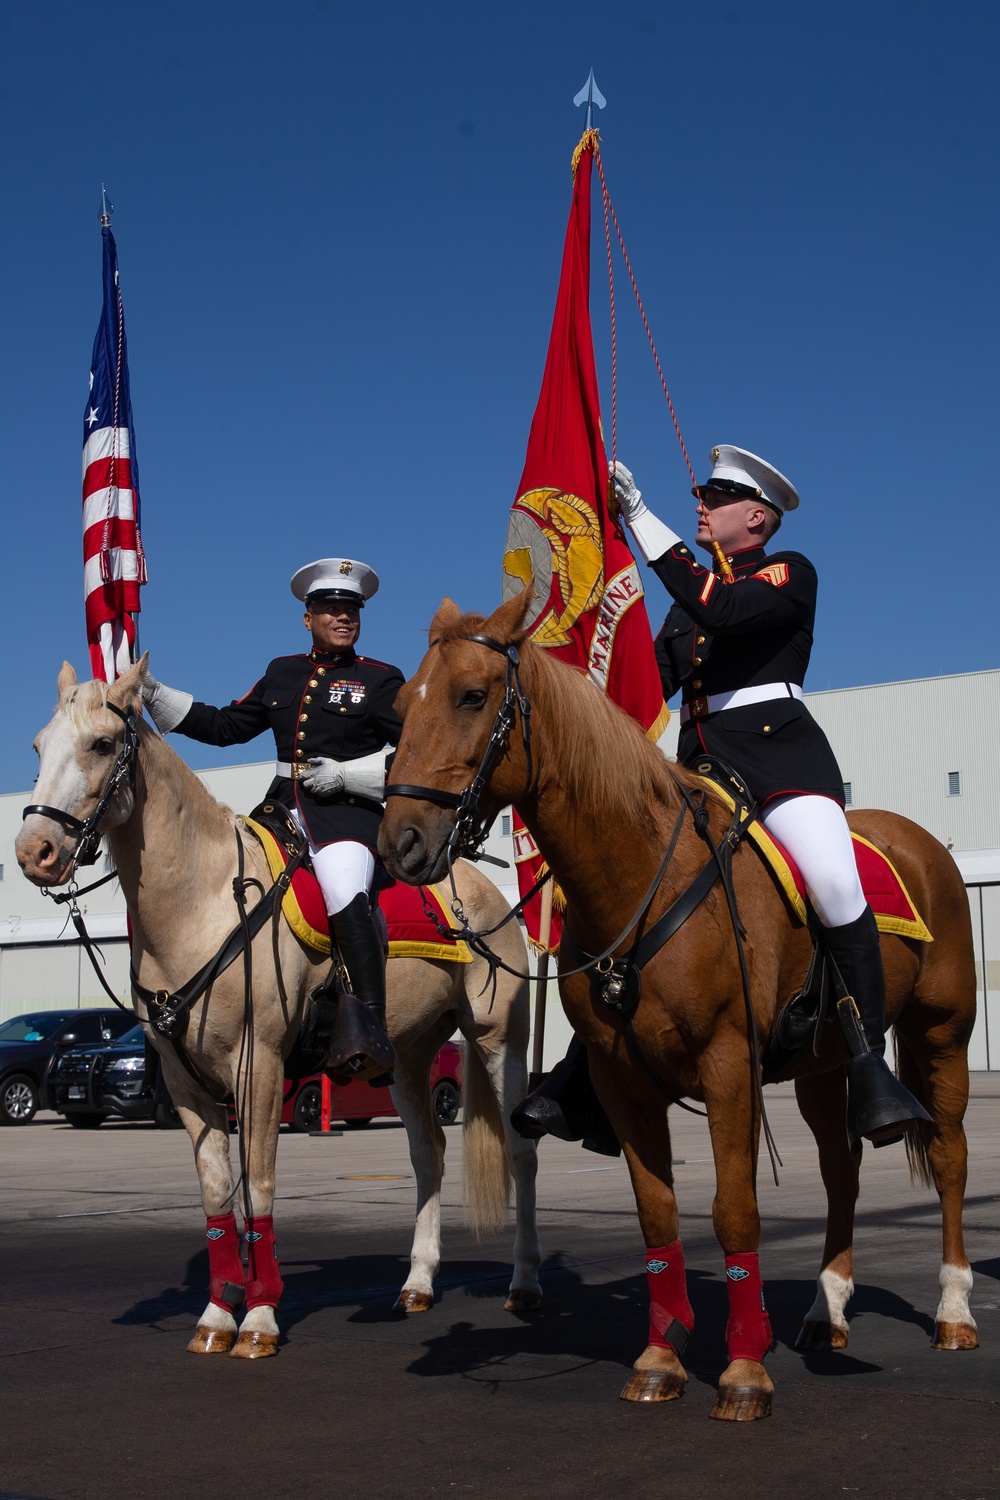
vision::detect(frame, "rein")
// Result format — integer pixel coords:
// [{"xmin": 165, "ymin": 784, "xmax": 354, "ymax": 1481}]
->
[
  {"xmin": 385, "ymin": 632, "xmax": 780, "ymax": 1173},
  {"xmin": 24, "ymin": 698, "xmax": 142, "ymax": 1017},
  {"xmin": 24, "ymin": 707, "xmax": 309, "ymax": 1105}
]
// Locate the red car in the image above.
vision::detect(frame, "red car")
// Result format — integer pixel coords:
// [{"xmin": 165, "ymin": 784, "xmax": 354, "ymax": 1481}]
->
[{"xmin": 277, "ymin": 1042, "xmax": 463, "ymax": 1134}]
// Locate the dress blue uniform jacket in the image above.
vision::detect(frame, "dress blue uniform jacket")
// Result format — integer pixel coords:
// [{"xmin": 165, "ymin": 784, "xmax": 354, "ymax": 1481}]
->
[
  {"xmin": 652, "ymin": 542, "xmax": 844, "ymax": 807},
  {"xmin": 176, "ymin": 647, "xmax": 405, "ymax": 848}
]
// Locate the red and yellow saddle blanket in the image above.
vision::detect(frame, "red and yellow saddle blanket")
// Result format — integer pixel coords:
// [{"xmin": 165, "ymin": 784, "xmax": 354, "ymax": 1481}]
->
[
  {"xmin": 243, "ymin": 817, "xmax": 473, "ymax": 962},
  {"xmin": 697, "ymin": 784, "xmax": 933, "ymax": 942}
]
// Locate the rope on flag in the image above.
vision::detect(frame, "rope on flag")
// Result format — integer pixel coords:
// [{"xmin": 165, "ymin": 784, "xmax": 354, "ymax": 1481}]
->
[{"xmin": 83, "ymin": 218, "xmax": 147, "ymax": 683}]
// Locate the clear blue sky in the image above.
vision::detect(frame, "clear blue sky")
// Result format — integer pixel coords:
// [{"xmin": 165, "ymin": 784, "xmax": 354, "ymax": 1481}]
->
[{"xmin": 3, "ymin": 0, "xmax": 998, "ymax": 789}]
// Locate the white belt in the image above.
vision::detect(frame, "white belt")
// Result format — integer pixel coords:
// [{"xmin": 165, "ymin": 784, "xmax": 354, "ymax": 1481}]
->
[
  {"xmin": 276, "ymin": 761, "xmax": 309, "ymax": 779},
  {"xmin": 679, "ymin": 681, "xmax": 804, "ymax": 724}
]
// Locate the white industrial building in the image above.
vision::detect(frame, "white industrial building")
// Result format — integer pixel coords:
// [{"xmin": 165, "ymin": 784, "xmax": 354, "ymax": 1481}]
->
[{"xmin": 2, "ymin": 668, "xmax": 998, "ymax": 1071}]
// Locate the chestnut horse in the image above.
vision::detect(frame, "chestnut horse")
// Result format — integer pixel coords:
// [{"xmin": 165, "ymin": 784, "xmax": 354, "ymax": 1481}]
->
[
  {"xmin": 378, "ymin": 588, "xmax": 978, "ymax": 1422},
  {"xmin": 16, "ymin": 658, "xmax": 541, "ymax": 1356}
]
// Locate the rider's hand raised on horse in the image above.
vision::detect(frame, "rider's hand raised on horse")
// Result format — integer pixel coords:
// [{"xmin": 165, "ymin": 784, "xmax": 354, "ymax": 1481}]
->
[
  {"xmin": 609, "ymin": 459, "xmax": 681, "ymax": 565},
  {"xmin": 141, "ymin": 674, "xmax": 194, "ymax": 734},
  {"xmin": 610, "ymin": 461, "xmax": 643, "ymax": 520}
]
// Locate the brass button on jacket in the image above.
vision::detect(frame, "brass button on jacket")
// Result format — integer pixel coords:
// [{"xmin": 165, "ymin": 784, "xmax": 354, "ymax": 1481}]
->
[
  {"xmin": 176, "ymin": 645, "xmax": 405, "ymax": 847},
  {"xmin": 649, "ymin": 542, "xmax": 845, "ymax": 809}
]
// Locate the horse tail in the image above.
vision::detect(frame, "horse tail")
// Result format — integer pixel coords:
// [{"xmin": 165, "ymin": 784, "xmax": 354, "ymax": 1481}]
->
[
  {"xmin": 461, "ymin": 1044, "xmax": 511, "ymax": 1239},
  {"xmin": 896, "ymin": 1034, "xmax": 934, "ymax": 1188}
]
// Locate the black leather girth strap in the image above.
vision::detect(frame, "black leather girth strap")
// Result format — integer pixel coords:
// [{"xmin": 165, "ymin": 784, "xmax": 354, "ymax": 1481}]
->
[{"xmin": 559, "ymin": 851, "xmax": 722, "ymax": 993}]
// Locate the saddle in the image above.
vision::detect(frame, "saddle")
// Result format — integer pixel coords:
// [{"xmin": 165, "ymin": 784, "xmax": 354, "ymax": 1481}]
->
[
  {"xmin": 242, "ymin": 802, "xmax": 365, "ymax": 1082},
  {"xmin": 686, "ymin": 758, "xmax": 933, "ymax": 1082}
]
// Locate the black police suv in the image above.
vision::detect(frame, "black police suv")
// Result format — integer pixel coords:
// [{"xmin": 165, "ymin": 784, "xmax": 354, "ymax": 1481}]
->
[
  {"xmin": 0, "ymin": 1009, "xmax": 137, "ymax": 1125},
  {"xmin": 48, "ymin": 1021, "xmax": 180, "ymax": 1129}
]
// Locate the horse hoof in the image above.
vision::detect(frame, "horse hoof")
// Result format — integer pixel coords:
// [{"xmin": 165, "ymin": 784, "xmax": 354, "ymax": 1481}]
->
[
  {"xmin": 230, "ymin": 1329, "xmax": 279, "ymax": 1359},
  {"xmin": 187, "ymin": 1325, "xmax": 235, "ymax": 1355},
  {"xmin": 619, "ymin": 1369, "xmax": 686, "ymax": 1403},
  {"xmin": 710, "ymin": 1361, "xmax": 773, "ymax": 1422},
  {"xmin": 795, "ymin": 1318, "xmax": 848, "ymax": 1351},
  {"xmin": 933, "ymin": 1321, "xmax": 979, "ymax": 1350},
  {"xmin": 395, "ymin": 1288, "xmax": 434, "ymax": 1314},
  {"xmin": 504, "ymin": 1289, "xmax": 542, "ymax": 1314}
]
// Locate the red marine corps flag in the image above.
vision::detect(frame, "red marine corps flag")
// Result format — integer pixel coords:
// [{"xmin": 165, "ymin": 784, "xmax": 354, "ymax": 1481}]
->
[
  {"xmin": 502, "ymin": 130, "xmax": 668, "ymax": 953},
  {"xmin": 82, "ymin": 201, "xmax": 147, "ymax": 682}
]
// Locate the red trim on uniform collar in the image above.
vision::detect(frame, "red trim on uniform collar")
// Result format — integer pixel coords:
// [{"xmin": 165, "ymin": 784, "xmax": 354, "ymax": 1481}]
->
[
  {"xmin": 309, "ymin": 647, "xmax": 357, "ymax": 666},
  {"xmin": 714, "ymin": 545, "xmax": 768, "ymax": 576}
]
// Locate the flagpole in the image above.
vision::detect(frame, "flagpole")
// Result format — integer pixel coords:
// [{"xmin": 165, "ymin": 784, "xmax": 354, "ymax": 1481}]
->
[{"xmin": 529, "ymin": 878, "xmax": 554, "ymax": 1085}]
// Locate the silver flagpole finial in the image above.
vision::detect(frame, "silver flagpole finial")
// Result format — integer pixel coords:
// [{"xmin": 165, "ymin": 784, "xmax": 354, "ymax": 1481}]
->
[
  {"xmin": 573, "ymin": 68, "xmax": 606, "ymax": 132},
  {"xmin": 100, "ymin": 184, "xmax": 114, "ymax": 227}
]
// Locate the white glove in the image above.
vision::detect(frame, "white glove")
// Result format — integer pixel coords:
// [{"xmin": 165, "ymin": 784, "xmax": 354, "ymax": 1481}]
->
[
  {"xmin": 300, "ymin": 757, "xmax": 346, "ymax": 796},
  {"xmin": 341, "ymin": 749, "xmax": 389, "ymax": 802},
  {"xmin": 141, "ymin": 674, "xmax": 194, "ymax": 734},
  {"xmin": 610, "ymin": 461, "xmax": 645, "ymax": 523},
  {"xmin": 609, "ymin": 459, "xmax": 681, "ymax": 565}
]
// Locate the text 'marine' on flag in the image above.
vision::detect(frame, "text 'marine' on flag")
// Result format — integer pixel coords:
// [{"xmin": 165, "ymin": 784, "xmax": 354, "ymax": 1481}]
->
[
  {"xmin": 501, "ymin": 131, "xmax": 668, "ymax": 952},
  {"xmin": 82, "ymin": 224, "xmax": 147, "ymax": 683}
]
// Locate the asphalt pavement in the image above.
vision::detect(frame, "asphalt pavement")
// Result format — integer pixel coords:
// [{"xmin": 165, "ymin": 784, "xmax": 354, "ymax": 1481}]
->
[{"xmin": 2, "ymin": 1078, "xmax": 999, "ymax": 1500}]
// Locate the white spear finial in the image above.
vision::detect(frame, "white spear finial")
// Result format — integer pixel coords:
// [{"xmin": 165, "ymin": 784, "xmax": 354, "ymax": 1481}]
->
[{"xmin": 573, "ymin": 68, "xmax": 606, "ymax": 132}]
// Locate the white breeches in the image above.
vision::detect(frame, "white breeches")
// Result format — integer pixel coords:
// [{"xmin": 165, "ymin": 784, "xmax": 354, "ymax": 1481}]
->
[
  {"xmin": 289, "ymin": 810, "xmax": 375, "ymax": 916},
  {"xmin": 759, "ymin": 794, "xmax": 866, "ymax": 929}
]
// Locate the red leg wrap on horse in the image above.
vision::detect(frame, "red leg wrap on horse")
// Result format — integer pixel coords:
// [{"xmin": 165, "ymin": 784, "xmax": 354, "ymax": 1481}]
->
[
  {"xmin": 244, "ymin": 1215, "xmax": 284, "ymax": 1309},
  {"xmin": 646, "ymin": 1240, "xmax": 695, "ymax": 1356},
  {"xmin": 206, "ymin": 1212, "xmax": 245, "ymax": 1312},
  {"xmin": 724, "ymin": 1252, "xmax": 772, "ymax": 1363}
]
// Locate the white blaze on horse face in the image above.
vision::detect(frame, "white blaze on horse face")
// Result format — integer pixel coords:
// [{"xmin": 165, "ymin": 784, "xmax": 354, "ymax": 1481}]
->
[
  {"xmin": 16, "ymin": 712, "xmax": 91, "ymax": 877},
  {"xmin": 34, "ymin": 712, "xmax": 92, "ymax": 818}
]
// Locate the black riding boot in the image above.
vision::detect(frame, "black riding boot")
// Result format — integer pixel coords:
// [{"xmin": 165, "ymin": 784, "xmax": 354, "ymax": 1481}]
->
[
  {"xmin": 510, "ymin": 1036, "xmax": 621, "ymax": 1157},
  {"xmin": 824, "ymin": 907, "xmax": 931, "ymax": 1150},
  {"xmin": 325, "ymin": 893, "xmax": 395, "ymax": 1081}
]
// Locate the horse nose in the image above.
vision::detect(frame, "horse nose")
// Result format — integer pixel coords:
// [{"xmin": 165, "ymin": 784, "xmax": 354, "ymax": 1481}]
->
[
  {"xmin": 15, "ymin": 829, "xmax": 60, "ymax": 883},
  {"xmin": 395, "ymin": 823, "xmax": 426, "ymax": 877}
]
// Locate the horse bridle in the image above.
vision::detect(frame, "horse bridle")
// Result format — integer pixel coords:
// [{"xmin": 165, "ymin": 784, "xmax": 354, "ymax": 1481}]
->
[
  {"xmin": 22, "ymin": 699, "xmax": 140, "ymax": 871},
  {"xmin": 385, "ymin": 632, "xmax": 532, "ymax": 863}
]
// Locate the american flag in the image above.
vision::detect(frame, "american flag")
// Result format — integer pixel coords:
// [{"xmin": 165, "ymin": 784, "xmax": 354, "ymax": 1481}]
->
[{"xmin": 82, "ymin": 221, "xmax": 146, "ymax": 682}]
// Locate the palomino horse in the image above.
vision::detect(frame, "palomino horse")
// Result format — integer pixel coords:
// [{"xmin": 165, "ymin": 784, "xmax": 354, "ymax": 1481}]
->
[
  {"xmin": 16, "ymin": 658, "xmax": 541, "ymax": 1356},
  {"xmin": 378, "ymin": 588, "xmax": 978, "ymax": 1421}
]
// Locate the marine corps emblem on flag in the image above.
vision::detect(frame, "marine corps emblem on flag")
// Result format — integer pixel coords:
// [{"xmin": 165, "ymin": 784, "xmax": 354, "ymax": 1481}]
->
[{"xmin": 503, "ymin": 486, "xmax": 604, "ymax": 647}]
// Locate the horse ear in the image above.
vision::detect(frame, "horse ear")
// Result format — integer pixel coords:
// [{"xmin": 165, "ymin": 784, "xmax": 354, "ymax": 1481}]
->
[
  {"xmin": 57, "ymin": 661, "xmax": 78, "ymax": 697},
  {"xmin": 108, "ymin": 652, "xmax": 149, "ymax": 710},
  {"xmin": 429, "ymin": 597, "xmax": 462, "ymax": 641},
  {"xmin": 481, "ymin": 580, "xmax": 535, "ymax": 644}
]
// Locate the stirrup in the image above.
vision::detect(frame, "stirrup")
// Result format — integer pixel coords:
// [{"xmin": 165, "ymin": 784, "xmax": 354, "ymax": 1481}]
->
[
  {"xmin": 326, "ymin": 990, "xmax": 395, "ymax": 1082},
  {"xmin": 846, "ymin": 1052, "xmax": 932, "ymax": 1152}
]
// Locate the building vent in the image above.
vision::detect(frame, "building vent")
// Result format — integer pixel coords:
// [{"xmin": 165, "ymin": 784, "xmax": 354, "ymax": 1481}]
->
[
  {"xmin": 843, "ymin": 782, "xmax": 853, "ymax": 807},
  {"xmin": 948, "ymin": 771, "xmax": 961, "ymax": 797}
]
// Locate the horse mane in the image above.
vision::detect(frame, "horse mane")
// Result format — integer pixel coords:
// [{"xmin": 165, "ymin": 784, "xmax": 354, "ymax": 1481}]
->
[{"xmin": 442, "ymin": 611, "xmax": 684, "ymax": 827}]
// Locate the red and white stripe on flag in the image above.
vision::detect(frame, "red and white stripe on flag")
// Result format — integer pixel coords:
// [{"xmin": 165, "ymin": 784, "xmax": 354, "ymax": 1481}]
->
[
  {"xmin": 83, "ymin": 223, "xmax": 146, "ymax": 684},
  {"xmin": 82, "ymin": 424, "xmax": 141, "ymax": 682}
]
